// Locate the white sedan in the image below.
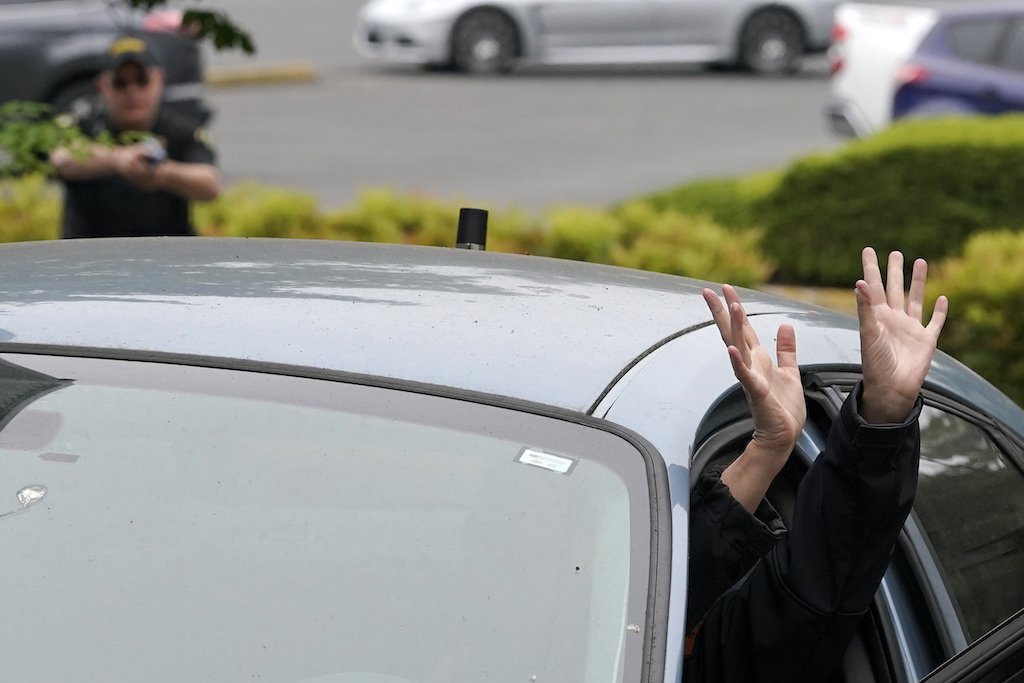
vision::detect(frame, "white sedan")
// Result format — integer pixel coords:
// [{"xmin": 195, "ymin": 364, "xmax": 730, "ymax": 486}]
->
[{"xmin": 354, "ymin": 0, "xmax": 839, "ymax": 75}]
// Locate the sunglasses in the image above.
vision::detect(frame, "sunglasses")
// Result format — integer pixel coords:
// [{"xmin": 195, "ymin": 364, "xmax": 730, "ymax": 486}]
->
[{"xmin": 112, "ymin": 74, "xmax": 151, "ymax": 90}]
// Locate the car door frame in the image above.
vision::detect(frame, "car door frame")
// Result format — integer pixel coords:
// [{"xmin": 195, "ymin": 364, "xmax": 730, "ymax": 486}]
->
[{"xmin": 920, "ymin": 608, "xmax": 1024, "ymax": 683}]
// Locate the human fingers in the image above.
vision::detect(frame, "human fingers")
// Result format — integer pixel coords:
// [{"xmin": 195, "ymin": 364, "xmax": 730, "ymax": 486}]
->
[
  {"xmin": 927, "ymin": 295, "xmax": 949, "ymax": 337},
  {"xmin": 776, "ymin": 324, "xmax": 798, "ymax": 371},
  {"xmin": 120, "ymin": 144, "xmax": 148, "ymax": 164},
  {"xmin": 723, "ymin": 284, "xmax": 760, "ymax": 348},
  {"xmin": 855, "ymin": 279, "xmax": 877, "ymax": 333},
  {"xmin": 886, "ymin": 251, "xmax": 905, "ymax": 311},
  {"xmin": 702, "ymin": 288, "xmax": 732, "ymax": 345},
  {"xmin": 861, "ymin": 247, "xmax": 886, "ymax": 304},
  {"xmin": 727, "ymin": 346, "xmax": 759, "ymax": 395},
  {"xmin": 907, "ymin": 258, "xmax": 927, "ymax": 322},
  {"xmin": 730, "ymin": 302, "xmax": 753, "ymax": 368}
]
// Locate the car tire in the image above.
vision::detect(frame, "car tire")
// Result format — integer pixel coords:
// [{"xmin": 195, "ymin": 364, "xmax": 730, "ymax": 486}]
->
[
  {"xmin": 739, "ymin": 10, "xmax": 804, "ymax": 76},
  {"xmin": 451, "ymin": 9, "xmax": 519, "ymax": 75},
  {"xmin": 51, "ymin": 78, "xmax": 101, "ymax": 120}
]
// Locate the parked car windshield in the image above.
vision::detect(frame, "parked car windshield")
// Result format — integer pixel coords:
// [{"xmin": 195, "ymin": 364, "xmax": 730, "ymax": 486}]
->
[{"xmin": 0, "ymin": 355, "xmax": 653, "ymax": 683}]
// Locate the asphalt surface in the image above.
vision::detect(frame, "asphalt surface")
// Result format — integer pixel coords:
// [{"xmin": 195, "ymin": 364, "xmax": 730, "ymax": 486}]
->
[{"xmin": 203, "ymin": 0, "xmax": 844, "ymax": 211}]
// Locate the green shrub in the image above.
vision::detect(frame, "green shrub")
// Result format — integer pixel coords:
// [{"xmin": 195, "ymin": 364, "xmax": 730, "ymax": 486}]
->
[
  {"xmin": 321, "ymin": 188, "xmax": 549, "ymax": 252},
  {"xmin": 194, "ymin": 182, "xmax": 322, "ymax": 238},
  {"xmin": 531, "ymin": 202, "xmax": 771, "ymax": 286},
  {"xmin": 0, "ymin": 176, "xmax": 770, "ymax": 285},
  {"xmin": 759, "ymin": 115, "xmax": 1024, "ymax": 286},
  {"xmin": 0, "ymin": 175, "xmax": 61, "ymax": 241},
  {"xmin": 322, "ymin": 188, "xmax": 448, "ymax": 244},
  {"xmin": 541, "ymin": 207, "xmax": 623, "ymax": 262},
  {"xmin": 928, "ymin": 230, "xmax": 1024, "ymax": 405},
  {"xmin": 485, "ymin": 207, "xmax": 546, "ymax": 255},
  {"xmin": 611, "ymin": 202, "xmax": 771, "ymax": 286},
  {"xmin": 635, "ymin": 171, "xmax": 780, "ymax": 230}
]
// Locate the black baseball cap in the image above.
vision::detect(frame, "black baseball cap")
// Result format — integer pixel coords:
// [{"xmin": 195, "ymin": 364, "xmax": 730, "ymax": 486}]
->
[{"xmin": 105, "ymin": 35, "xmax": 161, "ymax": 72}]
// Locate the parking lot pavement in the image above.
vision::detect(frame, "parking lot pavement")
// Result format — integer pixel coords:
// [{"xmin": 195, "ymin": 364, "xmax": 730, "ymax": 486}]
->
[{"xmin": 207, "ymin": 61, "xmax": 840, "ymax": 211}]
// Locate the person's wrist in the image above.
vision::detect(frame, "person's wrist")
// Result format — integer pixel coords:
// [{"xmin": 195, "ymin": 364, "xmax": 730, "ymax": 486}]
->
[
  {"xmin": 740, "ymin": 439, "xmax": 793, "ymax": 476},
  {"xmin": 859, "ymin": 384, "xmax": 915, "ymax": 424},
  {"xmin": 720, "ymin": 440, "xmax": 793, "ymax": 514}
]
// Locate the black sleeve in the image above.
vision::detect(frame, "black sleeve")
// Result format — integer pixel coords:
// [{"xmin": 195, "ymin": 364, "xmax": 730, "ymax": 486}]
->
[
  {"xmin": 686, "ymin": 465, "xmax": 786, "ymax": 635},
  {"xmin": 685, "ymin": 382, "xmax": 922, "ymax": 683},
  {"xmin": 160, "ymin": 112, "xmax": 216, "ymax": 166},
  {"xmin": 178, "ymin": 125, "xmax": 216, "ymax": 165}
]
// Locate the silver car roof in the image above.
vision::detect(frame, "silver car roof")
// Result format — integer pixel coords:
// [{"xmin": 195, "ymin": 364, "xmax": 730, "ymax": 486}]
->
[
  {"xmin": 0, "ymin": 237, "xmax": 824, "ymax": 412},
  {"xmin": 1, "ymin": 238, "xmax": 1018, "ymax": 430}
]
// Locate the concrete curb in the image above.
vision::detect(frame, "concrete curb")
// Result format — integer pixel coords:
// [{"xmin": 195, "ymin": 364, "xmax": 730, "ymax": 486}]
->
[{"xmin": 205, "ymin": 60, "xmax": 319, "ymax": 87}]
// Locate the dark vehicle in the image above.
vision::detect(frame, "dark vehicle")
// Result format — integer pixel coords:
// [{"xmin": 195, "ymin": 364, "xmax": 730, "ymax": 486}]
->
[
  {"xmin": 0, "ymin": 237, "xmax": 1022, "ymax": 682},
  {"xmin": 0, "ymin": 0, "xmax": 209, "ymax": 124},
  {"xmin": 893, "ymin": 4, "xmax": 1024, "ymax": 121}
]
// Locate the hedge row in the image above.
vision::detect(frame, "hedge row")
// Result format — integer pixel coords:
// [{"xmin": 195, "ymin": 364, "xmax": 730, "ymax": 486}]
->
[
  {"xmin": 637, "ymin": 115, "xmax": 1024, "ymax": 288},
  {"xmin": 758, "ymin": 116, "xmax": 1024, "ymax": 286},
  {"xmin": 927, "ymin": 230, "xmax": 1024, "ymax": 406},
  {"xmin": 0, "ymin": 174, "xmax": 61, "ymax": 242},
  {"xmin": 0, "ymin": 178, "xmax": 772, "ymax": 288},
  {"xmin": 636, "ymin": 171, "xmax": 780, "ymax": 231}
]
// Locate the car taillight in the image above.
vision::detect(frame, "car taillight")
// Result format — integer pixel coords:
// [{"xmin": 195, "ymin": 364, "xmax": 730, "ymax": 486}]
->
[
  {"xmin": 142, "ymin": 10, "xmax": 183, "ymax": 33},
  {"xmin": 895, "ymin": 63, "xmax": 930, "ymax": 87},
  {"xmin": 828, "ymin": 23, "xmax": 846, "ymax": 75}
]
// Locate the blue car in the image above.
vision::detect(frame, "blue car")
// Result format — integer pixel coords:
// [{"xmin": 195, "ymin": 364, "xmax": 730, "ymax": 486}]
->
[{"xmin": 893, "ymin": 5, "xmax": 1024, "ymax": 121}]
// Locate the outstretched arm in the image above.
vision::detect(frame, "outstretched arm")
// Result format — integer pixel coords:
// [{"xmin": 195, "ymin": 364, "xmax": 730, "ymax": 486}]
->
[
  {"xmin": 50, "ymin": 145, "xmax": 123, "ymax": 181},
  {"xmin": 51, "ymin": 143, "xmax": 220, "ymax": 200},
  {"xmin": 702, "ymin": 285, "xmax": 805, "ymax": 513},
  {"xmin": 687, "ymin": 251, "xmax": 948, "ymax": 682}
]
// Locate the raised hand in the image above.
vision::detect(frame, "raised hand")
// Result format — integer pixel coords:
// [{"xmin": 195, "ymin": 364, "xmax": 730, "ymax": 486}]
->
[
  {"xmin": 856, "ymin": 248, "xmax": 948, "ymax": 424},
  {"xmin": 703, "ymin": 285, "xmax": 806, "ymax": 512}
]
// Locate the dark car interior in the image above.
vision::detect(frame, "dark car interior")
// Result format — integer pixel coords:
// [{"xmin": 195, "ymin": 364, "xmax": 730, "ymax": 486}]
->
[{"xmin": 687, "ymin": 373, "xmax": 999, "ymax": 683}]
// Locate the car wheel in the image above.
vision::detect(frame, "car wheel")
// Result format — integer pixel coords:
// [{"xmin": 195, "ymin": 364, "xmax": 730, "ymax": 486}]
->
[
  {"xmin": 739, "ymin": 10, "xmax": 804, "ymax": 76},
  {"xmin": 452, "ymin": 9, "xmax": 519, "ymax": 75},
  {"xmin": 51, "ymin": 78, "xmax": 101, "ymax": 120}
]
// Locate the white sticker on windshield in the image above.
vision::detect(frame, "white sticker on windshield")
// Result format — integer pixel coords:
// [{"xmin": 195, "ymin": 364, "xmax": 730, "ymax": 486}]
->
[{"xmin": 516, "ymin": 448, "xmax": 578, "ymax": 475}]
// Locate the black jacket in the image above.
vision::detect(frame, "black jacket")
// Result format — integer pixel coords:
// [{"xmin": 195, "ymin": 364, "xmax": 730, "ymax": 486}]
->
[{"xmin": 685, "ymin": 383, "xmax": 922, "ymax": 682}]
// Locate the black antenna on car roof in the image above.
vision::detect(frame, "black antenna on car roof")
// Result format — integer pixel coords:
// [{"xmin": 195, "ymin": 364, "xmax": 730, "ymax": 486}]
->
[{"xmin": 456, "ymin": 208, "xmax": 487, "ymax": 250}]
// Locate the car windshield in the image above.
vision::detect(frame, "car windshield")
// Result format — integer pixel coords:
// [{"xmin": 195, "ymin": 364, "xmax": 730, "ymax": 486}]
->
[{"xmin": 0, "ymin": 355, "xmax": 652, "ymax": 683}]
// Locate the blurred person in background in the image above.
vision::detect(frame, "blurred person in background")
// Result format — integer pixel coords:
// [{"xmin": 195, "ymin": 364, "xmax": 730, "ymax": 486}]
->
[{"xmin": 50, "ymin": 35, "xmax": 219, "ymax": 238}]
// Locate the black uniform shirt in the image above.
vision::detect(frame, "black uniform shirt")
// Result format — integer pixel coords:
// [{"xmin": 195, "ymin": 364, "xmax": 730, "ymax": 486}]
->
[{"xmin": 60, "ymin": 110, "xmax": 216, "ymax": 239}]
